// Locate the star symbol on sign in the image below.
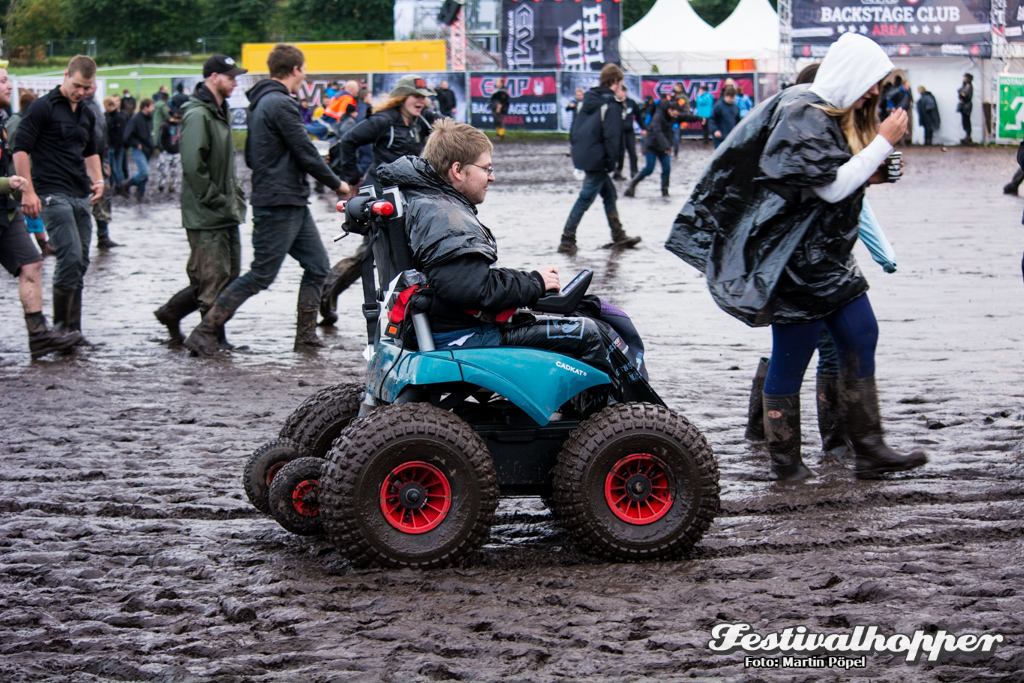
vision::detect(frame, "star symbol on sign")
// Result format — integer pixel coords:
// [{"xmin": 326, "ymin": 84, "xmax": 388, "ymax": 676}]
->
[
  {"xmin": 922, "ymin": 24, "xmax": 931, "ymax": 34},
  {"xmin": 933, "ymin": 24, "xmax": 942, "ymax": 34},
  {"xmin": 838, "ymin": 24, "xmax": 846, "ymax": 33},
  {"xmin": 910, "ymin": 24, "xmax": 919, "ymax": 34},
  {"xmin": 860, "ymin": 24, "xmax": 869, "ymax": 34}
]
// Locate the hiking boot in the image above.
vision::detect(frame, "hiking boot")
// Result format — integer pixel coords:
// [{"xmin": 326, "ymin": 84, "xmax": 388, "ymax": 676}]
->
[
  {"xmin": 661, "ymin": 178, "xmax": 670, "ymax": 198},
  {"xmin": 25, "ymin": 311, "xmax": 82, "ymax": 359},
  {"xmin": 763, "ymin": 393, "xmax": 816, "ymax": 481},
  {"xmin": 842, "ymin": 376, "xmax": 927, "ymax": 479},
  {"xmin": 97, "ymin": 236, "xmax": 121, "ymax": 249},
  {"xmin": 37, "ymin": 239, "xmax": 55, "ymax": 257},
  {"xmin": 184, "ymin": 301, "xmax": 236, "ymax": 356},
  {"xmin": 606, "ymin": 211, "xmax": 641, "ymax": 249},
  {"xmin": 557, "ymin": 221, "xmax": 579, "ymax": 255},
  {"xmin": 154, "ymin": 286, "xmax": 200, "ymax": 344},
  {"xmin": 623, "ymin": 174, "xmax": 642, "ymax": 198}
]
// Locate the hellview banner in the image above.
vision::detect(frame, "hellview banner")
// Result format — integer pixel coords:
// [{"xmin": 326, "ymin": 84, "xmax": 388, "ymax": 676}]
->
[
  {"xmin": 502, "ymin": 0, "xmax": 621, "ymax": 71},
  {"xmin": 790, "ymin": 0, "xmax": 992, "ymax": 58}
]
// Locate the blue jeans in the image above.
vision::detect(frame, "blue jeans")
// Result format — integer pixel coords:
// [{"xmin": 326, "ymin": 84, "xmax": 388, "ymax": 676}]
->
[
  {"xmin": 637, "ymin": 152, "xmax": 671, "ymax": 183},
  {"xmin": 40, "ymin": 194, "xmax": 93, "ymax": 291},
  {"xmin": 214, "ymin": 205, "xmax": 330, "ymax": 313},
  {"xmin": 128, "ymin": 147, "xmax": 150, "ymax": 195},
  {"xmin": 565, "ymin": 171, "xmax": 617, "ymax": 230},
  {"xmin": 108, "ymin": 148, "xmax": 125, "ymax": 187},
  {"xmin": 305, "ymin": 118, "xmax": 337, "ymax": 139},
  {"xmin": 764, "ymin": 295, "xmax": 878, "ymax": 395}
]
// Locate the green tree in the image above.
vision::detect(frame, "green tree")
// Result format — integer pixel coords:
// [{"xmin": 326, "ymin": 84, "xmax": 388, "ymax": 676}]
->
[
  {"xmin": 69, "ymin": 0, "xmax": 203, "ymax": 59},
  {"xmin": 287, "ymin": 0, "xmax": 394, "ymax": 42},
  {"xmin": 6, "ymin": 0, "xmax": 72, "ymax": 53}
]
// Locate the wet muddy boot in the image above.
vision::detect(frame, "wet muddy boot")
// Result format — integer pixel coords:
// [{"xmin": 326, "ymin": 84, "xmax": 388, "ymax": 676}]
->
[
  {"xmin": 96, "ymin": 222, "xmax": 120, "ymax": 249},
  {"xmin": 1004, "ymin": 168, "xmax": 1024, "ymax": 195},
  {"xmin": 52, "ymin": 287, "xmax": 73, "ymax": 334},
  {"xmin": 25, "ymin": 311, "xmax": 82, "ymax": 359},
  {"xmin": 623, "ymin": 174, "xmax": 642, "ymax": 198},
  {"xmin": 67, "ymin": 288, "xmax": 92, "ymax": 346},
  {"xmin": 154, "ymin": 286, "xmax": 200, "ymax": 344},
  {"xmin": 816, "ymin": 373, "xmax": 850, "ymax": 458},
  {"xmin": 744, "ymin": 357, "xmax": 769, "ymax": 442},
  {"xmin": 557, "ymin": 221, "xmax": 578, "ymax": 255},
  {"xmin": 217, "ymin": 326, "xmax": 234, "ymax": 351},
  {"xmin": 661, "ymin": 178, "xmax": 670, "ymax": 198},
  {"xmin": 606, "ymin": 211, "xmax": 641, "ymax": 249},
  {"xmin": 842, "ymin": 376, "xmax": 927, "ymax": 479},
  {"xmin": 763, "ymin": 393, "xmax": 815, "ymax": 481},
  {"xmin": 36, "ymin": 236, "xmax": 55, "ymax": 257},
  {"xmin": 295, "ymin": 283, "xmax": 326, "ymax": 352},
  {"xmin": 184, "ymin": 301, "xmax": 236, "ymax": 356}
]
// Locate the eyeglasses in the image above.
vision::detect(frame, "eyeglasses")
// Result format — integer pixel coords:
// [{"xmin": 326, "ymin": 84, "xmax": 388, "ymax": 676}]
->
[{"xmin": 465, "ymin": 162, "xmax": 495, "ymax": 176}]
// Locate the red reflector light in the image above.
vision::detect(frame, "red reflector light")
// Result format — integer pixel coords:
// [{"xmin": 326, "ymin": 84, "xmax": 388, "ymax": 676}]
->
[
  {"xmin": 372, "ymin": 201, "xmax": 395, "ymax": 216},
  {"xmin": 336, "ymin": 200, "xmax": 346, "ymax": 213}
]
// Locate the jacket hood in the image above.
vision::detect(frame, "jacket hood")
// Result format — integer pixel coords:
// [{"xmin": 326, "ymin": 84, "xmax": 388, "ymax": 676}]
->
[
  {"xmin": 580, "ymin": 86, "xmax": 615, "ymax": 115},
  {"xmin": 377, "ymin": 155, "xmax": 477, "ymax": 214},
  {"xmin": 185, "ymin": 82, "xmax": 229, "ymax": 120},
  {"xmin": 246, "ymin": 78, "xmax": 289, "ymax": 111},
  {"xmin": 809, "ymin": 33, "xmax": 893, "ymax": 110}
]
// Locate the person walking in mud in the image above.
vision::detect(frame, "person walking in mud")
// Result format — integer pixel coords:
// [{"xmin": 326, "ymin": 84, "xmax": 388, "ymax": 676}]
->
[
  {"xmin": 13, "ymin": 54, "xmax": 105, "ymax": 348},
  {"xmin": 183, "ymin": 45, "xmax": 349, "ymax": 356},
  {"xmin": 557, "ymin": 64, "xmax": 641, "ymax": 256},
  {"xmin": 83, "ymin": 82, "xmax": 118, "ymax": 250},
  {"xmin": 155, "ymin": 55, "xmax": 247, "ymax": 348},
  {"xmin": 490, "ymin": 77, "xmax": 510, "ymax": 142},
  {"xmin": 667, "ymin": 33, "xmax": 927, "ymax": 482},
  {"xmin": 0, "ymin": 63, "xmax": 83, "ymax": 358},
  {"xmin": 624, "ymin": 99, "xmax": 699, "ymax": 199},
  {"xmin": 958, "ymin": 73, "xmax": 973, "ymax": 145},
  {"xmin": 123, "ymin": 98, "xmax": 155, "ymax": 202}
]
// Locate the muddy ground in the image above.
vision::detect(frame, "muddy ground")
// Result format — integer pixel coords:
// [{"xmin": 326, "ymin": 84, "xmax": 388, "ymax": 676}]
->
[{"xmin": 2, "ymin": 141, "xmax": 1024, "ymax": 682}]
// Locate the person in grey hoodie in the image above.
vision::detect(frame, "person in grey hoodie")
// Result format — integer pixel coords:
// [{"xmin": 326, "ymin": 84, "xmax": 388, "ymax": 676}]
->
[{"xmin": 184, "ymin": 45, "xmax": 348, "ymax": 355}]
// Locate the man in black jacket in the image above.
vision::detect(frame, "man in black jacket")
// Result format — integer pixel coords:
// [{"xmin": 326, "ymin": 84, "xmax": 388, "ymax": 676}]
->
[
  {"xmin": 123, "ymin": 98, "xmax": 154, "ymax": 201},
  {"xmin": 184, "ymin": 44, "xmax": 349, "ymax": 355},
  {"xmin": 489, "ymin": 78, "xmax": 510, "ymax": 141},
  {"xmin": 558, "ymin": 64, "xmax": 640, "ymax": 255},
  {"xmin": 435, "ymin": 80, "xmax": 457, "ymax": 119}
]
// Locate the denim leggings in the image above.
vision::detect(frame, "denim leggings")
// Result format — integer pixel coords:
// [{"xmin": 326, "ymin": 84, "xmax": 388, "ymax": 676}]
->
[{"xmin": 763, "ymin": 294, "xmax": 878, "ymax": 395}]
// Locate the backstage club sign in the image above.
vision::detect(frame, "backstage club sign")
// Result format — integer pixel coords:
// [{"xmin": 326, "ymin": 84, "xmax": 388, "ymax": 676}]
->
[
  {"xmin": 791, "ymin": 0, "xmax": 992, "ymax": 58},
  {"xmin": 502, "ymin": 0, "xmax": 622, "ymax": 71},
  {"xmin": 470, "ymin": 73, "xmax": 559, "ymax": 131}
]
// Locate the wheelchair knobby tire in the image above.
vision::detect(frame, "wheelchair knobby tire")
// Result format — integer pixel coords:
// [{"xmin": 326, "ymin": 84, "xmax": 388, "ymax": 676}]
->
[
  {"xmin": 278, "ymin": 382, "xmax": 364, "ymax": 458},
  {"xmin": 552, "ymin": 403, "xmax": 719, "ymax": 562},
  {"xmin": 268, "ymin": 457, "xmax": 326, "ymax": 536},
  {"xmin": 243, "ymin": 438, "xmax": 302, "ymax": 514},
  {"xmin": 320, "ymin": 403, "xmax": 499, "ymax": 569}
]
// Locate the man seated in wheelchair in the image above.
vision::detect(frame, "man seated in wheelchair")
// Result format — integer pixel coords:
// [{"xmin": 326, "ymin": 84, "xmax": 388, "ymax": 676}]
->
[{"xmin": 376, "ymin": 119, "xmax": 654, "ymax": 402}]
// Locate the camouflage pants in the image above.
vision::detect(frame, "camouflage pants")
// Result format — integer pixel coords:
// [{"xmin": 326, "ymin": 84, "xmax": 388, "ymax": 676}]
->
[{"xmin": 186, "ymin": 226, "xmax": 242, "ymax": 311}]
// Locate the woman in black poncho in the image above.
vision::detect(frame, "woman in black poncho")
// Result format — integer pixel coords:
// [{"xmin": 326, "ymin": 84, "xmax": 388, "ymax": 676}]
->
[{"xmin": 666, "ymin": 33, "xmax": 927, "ymax": 482}]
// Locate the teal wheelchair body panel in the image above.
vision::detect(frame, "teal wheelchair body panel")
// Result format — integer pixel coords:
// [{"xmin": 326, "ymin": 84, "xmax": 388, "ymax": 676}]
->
[{"xmin": 367, "ymin": 342, "xmax": 609, "ymax": 426}]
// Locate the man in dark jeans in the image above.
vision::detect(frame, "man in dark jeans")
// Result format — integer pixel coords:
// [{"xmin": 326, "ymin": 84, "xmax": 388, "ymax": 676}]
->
[
  {"xmin": 123, "ymin": 98, "xmax": 155, "ymax": 201},
  {"xmin": 184, "ymin": 44, "xmax": 349, "ymax": 355},
  {"xmin": 558, "ymin": 64, "xmax": 640, "ymax": 256},
  {"xmin": 13, "ymin": 54, "xmax": 105, "ymax": 345}
]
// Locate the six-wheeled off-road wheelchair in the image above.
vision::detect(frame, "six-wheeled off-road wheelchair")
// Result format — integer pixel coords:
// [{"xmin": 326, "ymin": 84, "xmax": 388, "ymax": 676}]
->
[{"xmin": 243, "ymin": 186, "xmax": 720, "ymax": 568}]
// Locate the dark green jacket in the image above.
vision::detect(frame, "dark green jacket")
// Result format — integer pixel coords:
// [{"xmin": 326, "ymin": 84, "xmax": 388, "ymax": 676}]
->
[{"xmin": 180, "ymin": 84, "xmax": 245, "ymax": 230}]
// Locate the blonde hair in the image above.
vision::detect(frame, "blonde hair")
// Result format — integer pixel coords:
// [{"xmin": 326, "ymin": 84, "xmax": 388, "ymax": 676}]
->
[
  {"xmin": 815, "ymin": 85, "xmax": 881, "ymax": 154},
  {"xmin": 422, "ymin": 118, "xmax": 493, "ymax": 178},
  {"xmin": 377, "ymin": 95, "xmax": 411, "ymax": 113}
]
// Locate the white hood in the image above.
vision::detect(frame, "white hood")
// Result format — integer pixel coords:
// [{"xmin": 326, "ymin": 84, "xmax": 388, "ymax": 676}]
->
[{"xmin": 809, "ymin": 33, "xmax": 894, "ymax": 110}]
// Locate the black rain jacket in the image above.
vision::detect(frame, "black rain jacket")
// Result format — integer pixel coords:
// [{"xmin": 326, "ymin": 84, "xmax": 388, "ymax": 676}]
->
[
  {"xmin": 666, "ymin": 85, "xmax": 867, "ymax": 326},
  {"xmin": 245, "ymin": 79, "xmax": 340, "ymax": 206},
  {"xmin": 376, "ymin": 155, "xmax": 545, "ymax": 332},
  {"xmin": 916, "ymin": 92, "xmax": 941, "ymax": 130},
  {"xmin": 338, "ymin": 106, "xmax": 437, "ymax": 188},
  {"xmin": 570, "ymin": 86, "xmax": 623, "ymax": 173}
]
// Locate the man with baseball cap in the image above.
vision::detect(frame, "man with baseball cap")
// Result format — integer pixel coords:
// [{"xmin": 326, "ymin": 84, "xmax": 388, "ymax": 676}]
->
[{"xmin": 155, "ymin": 54, "xmax": 247, "ymax": 346}]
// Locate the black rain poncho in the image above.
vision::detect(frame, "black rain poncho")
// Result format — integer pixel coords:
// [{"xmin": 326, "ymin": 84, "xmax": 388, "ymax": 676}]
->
[{"xmin": 666, "ymin": 35, "xmax": 894, "ymax": 327}]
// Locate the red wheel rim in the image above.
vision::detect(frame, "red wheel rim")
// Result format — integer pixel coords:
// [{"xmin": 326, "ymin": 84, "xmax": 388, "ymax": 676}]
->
[
  {"xmin": 265, "ymin": 461, "xmax": 286, "ymax": 488},
  {"xmin": 605, "ymin": 453, "xmax": 674, "ymax": 525},
  {"xmin": 291, "ymin": 479, "xmax": 319, "ymax": 517},
  {"xmin": 379, "ymin": 461, "xmax": 452, "ymax": 534}
]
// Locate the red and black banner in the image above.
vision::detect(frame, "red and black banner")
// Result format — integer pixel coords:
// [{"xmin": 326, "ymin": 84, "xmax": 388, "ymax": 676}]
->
[
  {"xmin": 502, "ymin": 0, "xmax": 622, "ymax": 71},
  {"xmin": 791, "ymin": 0, "xmax": 991, "ymax": 57},
  {"xmin": 470, "ymin": 73, "xmax": 559, "ymax": 131},
  {"xmin": 642, "ymin": 74, "xmax": 756, "ymax": 138}
]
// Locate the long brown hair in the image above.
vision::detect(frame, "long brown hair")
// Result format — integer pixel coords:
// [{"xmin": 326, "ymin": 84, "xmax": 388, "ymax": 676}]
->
[
  {"xmin": 376, "ymin": 95, "xmax": 410, "ymax": 113},
  {"xmin": 816, "ymin": 84, "xmax": 881, "ymax": 154}
]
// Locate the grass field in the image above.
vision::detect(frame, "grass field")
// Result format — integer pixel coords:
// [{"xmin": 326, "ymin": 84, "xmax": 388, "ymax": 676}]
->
[{"xmin": 10, "ymin": 63, "xmax": 204, "ymax": 99}]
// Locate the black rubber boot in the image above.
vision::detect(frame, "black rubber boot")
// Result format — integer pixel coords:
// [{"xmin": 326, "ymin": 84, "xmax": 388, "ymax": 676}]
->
[
  {"xmin": 661, "ymin": 178, "xmax": 670, "ymax": 197},
  {"xmin": 816, "ymin": 373, "xmax": 850, "ymax": 457},
  {"xmin": 319, "ymin": 244, "xmax": 366, "ymax": 326},
  {"xmin": 96, "ymin": 222, "xmax": 120, "ymax": 249},
  {"xmin": 763, "ymin": 393, "xmax": 815, "ymax": 481},
  {"xmin": 25, "ymin": 311, "xmax": 82, "ymax": 359},
  {"xmin": 155, "ymin": 286, "xmax": 200, "ymax": 344},
  {"xmin": 557, "ymin": 221, "xmax": 579, "ymax": 255},
  {"xmin": 842, "ymin": 376, "xmax": 927, "ymax": 479},
  {"xmin": 623, "ymin": 174, "xmax": 642, "ymax": 198},
  {"xmin": 1004, "ymin": 168, "xmax": 1024, "ymax": 195},
  {"xmin": 295, "ymin": 283, "xmax": 326, "ymax": 351},
  {"xmin": 52, "ymin": 287, "xmax": 73, "ymax": 334},
  {"xmin": 606, "ymin": 211, "xmax": 641, "ymax": 249},
  {"xmin": 67, "ymin": 287, "xmax": 91, "ymax": 346},
  {"xmin": 184, "ymin": 300, "xmax": 236, "ymax": 356},
  {"xmin": 744, "ymin": 357, "xmax": 769, "ymax": 441}
]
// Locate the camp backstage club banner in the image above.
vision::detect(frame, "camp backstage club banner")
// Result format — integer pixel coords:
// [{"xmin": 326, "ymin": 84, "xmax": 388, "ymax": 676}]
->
[
  {"xmin": 641, "ymin": 73, "xmax": 756, "ymax": 138},
  {"xmin": 791, "ymin": 0, "xmax": 992, "ymax": 58},
  {"xmin": 371, "ymin": 72, "xmax": 469, "ymax": 123},
  {"xmin": 502, "ymin": 0, "xmax": 621, "ymax": 71},
  {"xmin": 469, "ymin": 72, "xmax": 560, "ymax": 130}
]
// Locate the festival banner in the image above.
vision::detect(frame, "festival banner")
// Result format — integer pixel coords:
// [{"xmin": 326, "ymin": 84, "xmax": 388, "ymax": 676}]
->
[
  {"xmin": 371, "ymin": 72, "xmax": 468, "ymax": 123},
  {"xmin": 998, "ymin": 75, "xmax": 1024, "ymax": 139},
  {"xmin": 791, "ymin": 0, "xmax": 992, "ymax": 58},
  {"xmin": 1007, "ymin": 0, "xmax": 1024, "ymax": 41},
  {"xmin": 641, "ymin": 74, "xmax": 756, "ymax": 138},
  {"xmin": 470, "ymin": 72, "xmax": 559, "ymax": 131},
  {"xmin": 502, "ymin": 0, "xmax": 621, "ymax": 71},
  {"xmin": 559, "ymin": 72, "xmax": 641, "ymax": 132}
]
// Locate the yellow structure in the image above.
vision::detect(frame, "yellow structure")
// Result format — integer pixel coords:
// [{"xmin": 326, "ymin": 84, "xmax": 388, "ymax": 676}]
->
[{"xmin": 241, "ymin": 40, "xmax": 446, "ymax": 73}]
